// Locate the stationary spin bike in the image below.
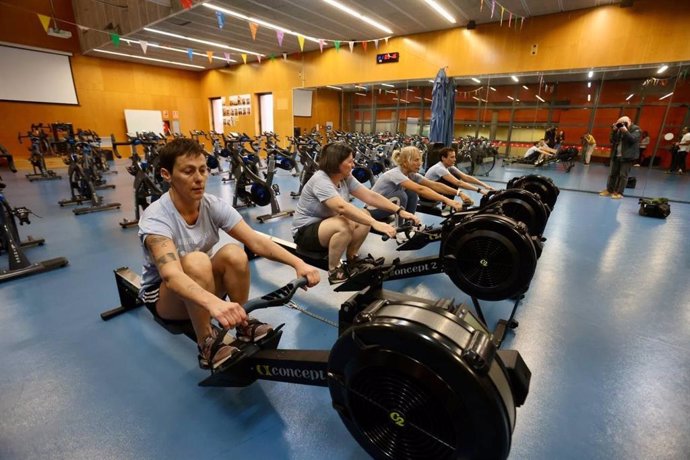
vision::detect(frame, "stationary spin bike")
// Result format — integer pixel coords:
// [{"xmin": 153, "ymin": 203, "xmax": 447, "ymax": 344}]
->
[{"xmin": 102, "ymin": 267, "xmax": 531, "ymax": 460}]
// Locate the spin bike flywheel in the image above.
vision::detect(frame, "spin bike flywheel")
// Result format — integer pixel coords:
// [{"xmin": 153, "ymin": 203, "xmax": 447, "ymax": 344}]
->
[
  {"xmin": 250, "ymin": 183, "xmax": 272, "ymax": 206},
  {"xmin": 352, "ymin": 167, "xmax": 373, "ymax": 184},
  {"xmin": 328, "ymin": 299, "xmax": 526, "ymax": 460},
  {"xmin": 479, "ymin": 188, "xmax": 550, "ymax": 237},
  {"xmin": 507, "ymin": 175, "xmax": 559, "ymax": 210},
  {"xmin": 441, "ymin": 213, "xmax": 538, "ymax": 301}
]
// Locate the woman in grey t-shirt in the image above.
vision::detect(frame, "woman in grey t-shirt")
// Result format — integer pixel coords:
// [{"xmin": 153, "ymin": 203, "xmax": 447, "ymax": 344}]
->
[
  {"xmin": 369, "ymin": 146, "xmax": 465, "ymax": 221},
  {"xmin": 292, "ymin": 142, "xmax": 419, "ymax": 284}
]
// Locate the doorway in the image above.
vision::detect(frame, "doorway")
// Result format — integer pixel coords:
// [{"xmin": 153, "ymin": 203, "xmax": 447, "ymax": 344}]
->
[
  {"xmin": 210, "ymin": 97, "xmax": 223, "ymax": 133},
  {"xmin": 259, "ymin": 93, "xmax": 274, "ymax": 134}
]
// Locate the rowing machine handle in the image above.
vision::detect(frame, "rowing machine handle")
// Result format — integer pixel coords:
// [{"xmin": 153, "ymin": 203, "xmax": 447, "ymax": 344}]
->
[{"xmin": 243, "ymin": 277, "xmax": 308, "ymax": 313}]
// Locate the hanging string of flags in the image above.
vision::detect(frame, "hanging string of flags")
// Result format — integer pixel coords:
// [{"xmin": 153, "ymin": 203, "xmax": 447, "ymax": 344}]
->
[{"xmin": 480, "ymin": 0, "xmax": 527, "ymax": 30}]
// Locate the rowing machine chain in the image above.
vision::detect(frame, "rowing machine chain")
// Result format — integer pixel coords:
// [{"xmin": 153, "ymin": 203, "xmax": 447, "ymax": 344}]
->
[{"xmin": 285, "ymin": 300, "xmax": 338, "ymax": 328}]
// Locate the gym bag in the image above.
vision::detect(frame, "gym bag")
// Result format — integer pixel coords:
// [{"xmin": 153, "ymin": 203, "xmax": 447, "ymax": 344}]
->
[{"xmin": 638, "ymin": 197, "xmax": 670, "ymax": 219}]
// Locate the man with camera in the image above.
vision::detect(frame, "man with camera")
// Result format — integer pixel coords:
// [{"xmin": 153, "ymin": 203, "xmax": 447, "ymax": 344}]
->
[{"xmin": 600, "ymin": 116, "xmax": 641, "ymax": 199}]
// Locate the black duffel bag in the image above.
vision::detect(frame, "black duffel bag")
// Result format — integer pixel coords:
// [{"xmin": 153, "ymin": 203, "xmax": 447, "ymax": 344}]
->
[{"xmin": 638, "ymin": 197, "xmax": 670, "ymax": 219}]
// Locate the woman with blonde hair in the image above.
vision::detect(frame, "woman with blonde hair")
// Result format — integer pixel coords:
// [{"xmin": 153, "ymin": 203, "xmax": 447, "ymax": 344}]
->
[{"xmin": 369, "ymin": 146, "xmax": 468, "ymax": 221}]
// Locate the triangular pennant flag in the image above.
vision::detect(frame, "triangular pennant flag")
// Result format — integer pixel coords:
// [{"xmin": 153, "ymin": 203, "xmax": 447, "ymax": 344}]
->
[
  {"xmin": 297, "ymin": 34, "xmax": 305, "ymax": 52},
  {"xmin": 491, "ymin": 0, "xmax": 496, "ymax": 18},
  {"xmin": 110, "ymin": 33, "xmax": 120, "ymax": 47},
  {"xmin": 223, "ymin": 52, "xmax": 231, "ymax": 63},
  {"xmin": 348, "ymin": 41, "xmax": 354, "ymax": 53},
  {"xmin": 241, "ymin": 53, "xmax": 247, "ymax": 64},
  {"xmin": 207, "ymin": 51, "xmax": 214, "ymax": 63},
  {"xmin": 187, "ymin": 48, "xmax": 194, "ymax": 61},
  {"xmin": 140, "ymin": 40, "xmax": 148, "ymax": 54},
  {"xmin": 480, "ymin": 0, "xmax": 484, "ymax": 12},
  {"xmin": 249, "ymin": 22, "xmax": 258, "ymax": 40},
  {"xmin": 319, "ymin": 39, "xmax": 324, "ymax": 53},
  {"xmin": 384, "ymin": 37, "xmax": 389, "ymax": 45},
  {"xmin": 334, "ymin": 40, "xmax": 341, "ymax": 52},
  {"xmin": 276, "ymin": 30, "xmax": 284, "ymax": 47},
  {"xmin": 37, "ymin": 14, "xmax": 52, "ymax": 32},
  {"xmin": 374, "ymin": 39, "xmax": 379, "ymax": 50},
  {"xmin": 77, "ymin": 24, "xmax": 88, "ymax": 32},
  {"xmin": 269, "ymin": 53, "xmax": 275, "ymax": 61},
  {"xmin": 509, "ymin": 12, "xmax": 512, "ymax": 27},
  {"xmin": 282, "ymin": 52, "xmax": 287, "ymax": 61},
  {"xmin": 181, "ymin": 0, "xmax": 193, "ymax": 9},
  {"xmin": 520, "ymin": 17, "xmax": 525, "ymax": 30},
  {"xmin": 362, "ymin": 41, "xmax": 368, "ymax": 52},
  {"xmin": 257, "ymin": 55, "xmax": 262, "ymax": 63},
  {"xmin": 216, "ymin": 11, "xmax": 224, "ymax": 29},
  {"xmin": 500, "ymin": 7, "xmax": 504, "ymax": 26}
]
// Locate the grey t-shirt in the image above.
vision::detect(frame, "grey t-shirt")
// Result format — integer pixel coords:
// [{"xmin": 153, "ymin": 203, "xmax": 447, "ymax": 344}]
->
[
  {"xmin": 425, "ymin": 161, "xmax": 454, "ymax": 181},
  {"xmin": 138, "ymin": 192, "xmax": 242, "ymax": 294},
  {"xmin": 371, "ymin": 166, "xmax": 424, "ymax": 198},
  {"xmin": 291, "ymin": 170, "xmax": 363, "ymax": 236}
]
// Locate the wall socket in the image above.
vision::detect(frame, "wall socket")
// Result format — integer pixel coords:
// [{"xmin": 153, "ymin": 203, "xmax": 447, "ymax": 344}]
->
[{"xmin": 531, "ymin": 44, "xmax": 538, "ymax": 55}]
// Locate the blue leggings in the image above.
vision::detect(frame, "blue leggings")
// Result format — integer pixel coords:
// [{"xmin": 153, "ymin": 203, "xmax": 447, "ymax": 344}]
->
[{"xmin": 369, "ymin": 189, "xmax": 418, "ymax": 221}]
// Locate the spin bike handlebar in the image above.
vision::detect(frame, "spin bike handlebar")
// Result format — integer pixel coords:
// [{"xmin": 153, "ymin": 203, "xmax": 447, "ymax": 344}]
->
[{"xmin": 243, "ymin": 277, "xmax": 308, "ymax": 314}]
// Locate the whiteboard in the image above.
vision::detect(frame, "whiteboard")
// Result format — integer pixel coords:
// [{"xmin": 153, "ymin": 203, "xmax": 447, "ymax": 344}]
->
[
  {"xmin": 124, "ymin": 109, "xmax": 164, "ymax": 135},
  {"xmin": 293, "ymin": 89, "xmax": 313, "ymax": 117},
  {"xmin": 0, "ymin": 43, "xmax": 78, "ymax": 105}
]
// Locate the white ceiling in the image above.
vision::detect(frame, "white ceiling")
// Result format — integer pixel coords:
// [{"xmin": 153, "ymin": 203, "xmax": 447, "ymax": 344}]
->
[{"xmin": 82, "ymin": 0, "xmax": 623, "ymax": 71}]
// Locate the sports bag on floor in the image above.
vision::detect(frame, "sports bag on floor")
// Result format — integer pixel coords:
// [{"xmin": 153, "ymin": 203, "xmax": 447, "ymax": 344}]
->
[{"xmin": 638, "ymin": 197, "xmax": 670, "ymax": 219}]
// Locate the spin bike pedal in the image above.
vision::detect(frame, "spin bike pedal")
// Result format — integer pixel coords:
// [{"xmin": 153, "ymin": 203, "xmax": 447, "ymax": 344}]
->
[{"xmin": 271, "ymin": 184, "xmax": 280, "ymax": 195}]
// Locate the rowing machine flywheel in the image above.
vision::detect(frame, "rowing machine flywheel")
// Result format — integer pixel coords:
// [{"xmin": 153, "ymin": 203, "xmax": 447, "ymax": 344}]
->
[
  {"xmin": 479, "ymin": 188, "xmax": 550, "ymax": 236},
  {"xmin": 441, "ymin": 213, "xmax": 537, "ymax": 301},
  {"xmin": 507, "ymin": 175, "xmax": 559, "ymax": 210},
  {"xmin": 328, "ymin": 300, "xmax": 528, "ymax": 460}
]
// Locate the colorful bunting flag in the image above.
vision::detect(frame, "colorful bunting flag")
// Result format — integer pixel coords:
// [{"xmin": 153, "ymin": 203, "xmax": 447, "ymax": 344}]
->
[
  {"xmin": 276, "ymin": 30, "xmax": 284, "ymax": 47},
  {"xmin": 334, "ymin": 40, "xmax": 341, "ymax": 52},
  {"xmin": 241, "ymin": 53, "xmax": 247, "ymax": 64},
  {"xmin": 348, "ymin": 41, "xmax": 354, "ymax": 53},
  {"xmin": 297, "ymin": 34, "xmax": 305, "ymax": 52},
  {"xmin": 374, "ymin": 39, "xmax": 379, "ymax": 49},
  {"xmin": 362, "ymin": 41, "xmax": 368, "ymax": 52},
  {"xmin": 282, "ymin": 52, "xmax": 287, "ymax": 61},
  {"xmin": 207, "ymin": 51, "xmax": 214, "ymax": 63},
  {"xmin": 384, "ymin": 37, "xmax": 389, "ymax": 45},
  {"xmin": 140, "ymin": 40, "xmax": 148, "ymax": 54},
  {"xmin": 509, "ymin": 12, "xmax": 512, "ymax": 27},
  {"xmin": 521, "ymin": 17, "xmax": 525, "ymax": 30},
  {"xmin": 491, "ymin": 0, "xmax": 495, "ymax": 18},
  {"xmin": 269, "ymin": 53, "xmax": 275, "ymax": 61},
  {"xmin": 319, "ymin": 39, "xmax": 325, "ymax": 53},
  {"xmin": 223, "ymin": 52, "xmax": 231, "ymax": 63},
  {"xmin": 500, "ymin": 7, "xmax": 504, "ymax": 26},
  {"xmin": 480, "ymin": 0, "xmax": 484, "ymax": 12},
  {"xmin": 187, "ymin": 48, "xmax": 194, "ymax": 61},
  {"xmin": 181, "ymin": 0, "xmax": 193, "ymax": 9},
  {"xmin": 77, "ymin": 25, "xmax": 88, "ymax": 32},
  {"xmin": 216, "ymin": 11, "xmax": 224, "ymax": 29},
  {"xmin": 257, "ymin": 55, "xmax": 262, "ymax": 63},
  {"xmin": 37, "ymin": 14, "xmax": 51, "ymax": 32},
  {"xmin": 249, "ymin": 22, "xmax": 258, "ymax": 40},
  {"xmin": 110, "ymin": 33, "xmax": 120, "ymax": 47}
]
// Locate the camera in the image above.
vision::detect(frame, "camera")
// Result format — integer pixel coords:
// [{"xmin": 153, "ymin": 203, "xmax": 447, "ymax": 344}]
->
[{"xmin": 616, "ymin": 122, "xmax": 628, "ymax": 128}]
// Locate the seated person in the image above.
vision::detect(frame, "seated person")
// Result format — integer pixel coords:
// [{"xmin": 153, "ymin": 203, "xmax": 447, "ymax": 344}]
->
[
  {"xmin": 424, "ymin": 147, "xmax": 495, "ymax": 197},
  {"xmin": 368, "ymin": 146, "xmax": 467, "ymax": 220},
  {"xmin": 138, "ymin": 138, "xmax": 320, "ymax": 370},
  {"xmin": 0, "ymin": 144, "xmax": 18, "ymax": 173},
  {"xmin": 523, "ymin": 140, "xmax": 556, "ymax": 165},
  {"xmin": 291, "ymin": 142, "xmax": 419, "ymax": 284}
]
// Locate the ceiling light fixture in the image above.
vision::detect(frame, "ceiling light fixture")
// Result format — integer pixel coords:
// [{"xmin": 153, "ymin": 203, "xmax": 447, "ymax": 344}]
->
[
  {"xmin": 587, "ymin": 94, "xmax": 591, "ymax": 102},
  {"xmin": 588, "ymin": 70, "xmax": 594, "ymax": 78},
  {"xmin": 93, "ymin": 49, "xmax": 205, "ymax": 69},
  {"xmin": 121, "ymin": 38, "xmax": 238, "ymax": 62},
  {"xmin": 471, "ymin": 77, "xmax": 481, "ymax": 84},
  {"xmin": 322, "ymin": 0, "xmax": 394, "ymax": 34},
  {"xmin": 204, "ymin": 4, "xmax": 320, "ymax": 44},
  {"xmin": 381, "ymin": 83, "xmax": 395, "ymax": 88},
  {"xmin": 424, "ymin": 0, "xmax": 457, "ymax": 24},
  {"xmin": 355, "ymin": 92, "xmax": 367, "ymax": 96},
  {"xmin": 428, "ymin": 79, "xmax": 435, "ymax": 83},
  {"xmin": 522, "ymin": 85, "xmax": 528, "ymax": 90},
  {"xmin": 625, "ymin": 93, "xmax": 634, "ymax": 101},
  {"xmin": 511, "ymin": 75, "xmax": 519, "ymax": 82},
  {"xmin": 355, "ymin": 85, "xmax": 367, "ymax": 90},
  {"xmin": 144, "ymin": 27, "xmax": 264, "ymax": 56},
  {"xmin": 326, "ymin": 85, "xmax": 342, "ymax": 90},
  {"xmin": 507, "ymin": 95, "xmax": 514, "ymax": 100},
  {"xmin": 407, "ymin": 88, "xmax": 415, "ymax": 92},
  {"xmin": 657, "ymin": 64, "xmax": 668, "ymax": 74},
  {"xmin": 424, "ymin": 97, "xmax": 432, "ymax": 102},
  {"xmin": 587, "ymin": 82, "xmax": 591, "ymax": 88},
  {"xmin": 535, "ymin": 95, "xmax": 545, "ymax": 102},
  {"xmin": 489, "ymin": 86, "xmax": 496, "ymax": 91},
  {"xmin": 659, "ymin": 92, "xmax": 673, "ymax": 100},
  {"xmin": 472, "ymin": 96, "xmax": 480, "ymax": 101}
]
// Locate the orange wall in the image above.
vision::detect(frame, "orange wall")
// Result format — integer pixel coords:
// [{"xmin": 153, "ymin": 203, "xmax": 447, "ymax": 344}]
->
[{"xmin": 293, "ymin": 89, "xmax": 342, "ymax": 137}]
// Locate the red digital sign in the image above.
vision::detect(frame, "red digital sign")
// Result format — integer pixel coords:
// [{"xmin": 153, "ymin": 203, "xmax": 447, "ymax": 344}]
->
[{"xmin": 376, "ymin": 52, "xmax": 399, "ymax": 64}]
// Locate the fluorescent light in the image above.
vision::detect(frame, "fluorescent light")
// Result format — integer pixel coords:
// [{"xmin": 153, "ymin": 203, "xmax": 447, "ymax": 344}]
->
[
  {"xmin": 657, "ymin": 65, "xmax": 668, "ymax": 74},
  {"xmin": 121, "ymin": 38, "xmax": 238, "ymax": 62},
  {"xmin": 471, "ymin": 77, "xmax": 481, "ymax": 83},
  {"xmin": 626, "ymin": 93, "xmax": 634, "ymax": 101},
  {"xmin": 204, "ymin": 4, "xmax": 321, "ymax": 44},
  {"xmin": 511, "ymin": 75, "xmax": 519, "ymax": 82},
  {"xmin": 326, "ymin": 85, "xmax": 342, "ymax": 90},
  {"xmin": 407, "ymin": 88, "xmax": 414, "ymax": 92},
  {"xmin": 659, "ymin": 92, "xmax": 673, "ymax": 100},
  {"xmin": 588, "ymin": 70, "xmax": 593, "ymax": 78},
  {"xmin": 386, "ymin": 90, "xmax": 397, "ymax": 94},
  {"xmin": 521, "ymin": 85, "xmax": 528, "ymax": 90},
  {"xmin": 507, "ymin": 95, "xmax": 514, "ymax": 100},
  {"xmin": 93, "ymin": 49, "xmax": 205, "ymax": 69},
  {"xmin": 393, "ymin": 98, "xmax": 410, "ymax": 103},
  {"xmin": 424, "ymin": 0, "xmax": 457, "ymax": 24},
  {"xmin": 428, "ymin": 79, "xmax": 435, "ymax": 83},
  {"xmin": 381, "ymin": 83, "xmax": 395, "ymax": 88},
  {"xmin": 489, "ymin": 86, "xmax": 496, "ymax": 91},
  {"xmin": 144, "ymin": 27, "xmax": 264, "ymax": 56},
  {"xmin": 472, "ymin": 96, "xmax": 480, "ymax": 101},
  {"xmin": 424, "ymin": 97, "xmax": 432, "ymax": 102},
  {"xmin": 322, "ymin": 0, "xmax": 393, "ymax": 34},
  {"xmin": 536, "ymin": 95, "xmax": 545, "ymax": 102},
  {"xmin": 355, "ymin": 92, "xmax": 367, "ymax": 96},
  {"xmin": 587, "ymin": 82, "xmax": 591, "ymax": 88},
  {"xmin": 355, "ymin": 85, "xmax": 367, "ymax": 90},
  {"xmin": 587, "ymin": 94, "xmax": 591, "ymax": 102},
  {"xmin": 516, "ymin": 99, "xmax": 520, "ymax": 102}
]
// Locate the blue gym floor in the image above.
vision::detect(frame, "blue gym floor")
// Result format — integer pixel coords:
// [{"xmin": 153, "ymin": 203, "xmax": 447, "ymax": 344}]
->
[{"xmin": 1, "ymin": 159, "xmax": 689, "ymax": 459}]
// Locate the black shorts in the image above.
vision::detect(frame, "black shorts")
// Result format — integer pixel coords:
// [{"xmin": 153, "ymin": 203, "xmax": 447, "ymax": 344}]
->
[
  {"xmin": 294, "ymin": 221, "xmax": 327, "ymax": 253},
  {"xmin": 142, "ymin": 282, "xmax": 194, "ymax": 326}
]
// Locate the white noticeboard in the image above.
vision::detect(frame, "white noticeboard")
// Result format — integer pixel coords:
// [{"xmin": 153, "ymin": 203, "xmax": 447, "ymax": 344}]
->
[
  {"xmin": 292, "ymin": 89, "xmax": 313, "ymax": 117},
  {"xmin": 124, "ymin": 109, "xmax": 164, "ymax": 135}
]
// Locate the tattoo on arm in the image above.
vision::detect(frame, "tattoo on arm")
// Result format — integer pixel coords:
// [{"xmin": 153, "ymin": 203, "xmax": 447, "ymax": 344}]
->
[{"xmin": 155, "ymin": 252, "xmax": 178, "ymax": 267}]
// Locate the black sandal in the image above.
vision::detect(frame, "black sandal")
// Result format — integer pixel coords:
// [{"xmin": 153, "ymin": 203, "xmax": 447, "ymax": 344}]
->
[{"xmin": 237, "ymin": 318, "xmax": 274, "ymax": 343}]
